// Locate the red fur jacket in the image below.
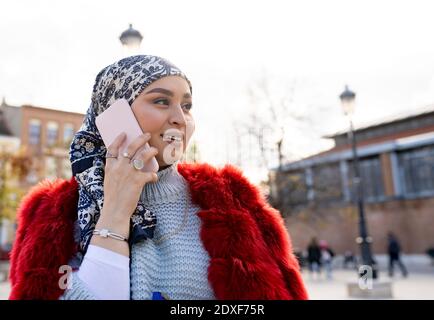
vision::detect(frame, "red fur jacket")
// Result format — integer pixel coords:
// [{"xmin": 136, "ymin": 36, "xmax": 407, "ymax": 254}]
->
[{"xmin": 9, "ymin": 162, "xmax": 308, "ymax": 300}]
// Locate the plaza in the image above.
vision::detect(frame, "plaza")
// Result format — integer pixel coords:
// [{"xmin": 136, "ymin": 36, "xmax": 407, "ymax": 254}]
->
[{"xmin": 1, "ymin": 255, "xmax": 433, "ymax": 300}]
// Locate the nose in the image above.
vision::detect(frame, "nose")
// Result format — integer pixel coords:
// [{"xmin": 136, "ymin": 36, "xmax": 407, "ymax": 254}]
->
[{"xmin": 169, "ymin": 104, "xmax": 187, "ymax": 128}]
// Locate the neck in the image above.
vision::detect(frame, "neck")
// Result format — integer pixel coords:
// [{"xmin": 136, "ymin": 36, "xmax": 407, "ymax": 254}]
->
[{"xmin": 140, "ymin": 162, "xmax": 186, "ymax": 204}]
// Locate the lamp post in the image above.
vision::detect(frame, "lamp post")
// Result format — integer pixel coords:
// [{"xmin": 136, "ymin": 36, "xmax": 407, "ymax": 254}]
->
[
  {"xmin": 119, "ymin": 24, "xmax": 143, "ymax": 55},
  {"xmin": 339, "ymin": 85, "xmax": 377, "ymax": 279}
]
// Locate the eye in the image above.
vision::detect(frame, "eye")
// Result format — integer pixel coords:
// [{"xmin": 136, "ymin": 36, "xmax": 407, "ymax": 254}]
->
[
  {"xmin": 154, "ymin": 99, "xmax": 169, "ymax": 106},
  {"xmin": 182, "ymin": 103, "xmax": 193, "ymax": 112},
  {"xmin": 154, "ymin": 98, "xmax": 192, "ymax": 112}
]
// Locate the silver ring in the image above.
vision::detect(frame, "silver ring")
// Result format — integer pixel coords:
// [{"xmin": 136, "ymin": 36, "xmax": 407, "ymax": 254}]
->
[
  {"xmin": 132, "ymin": 159, "xmax": 145, "ymax": 170},
  {"xmin": 122, "ymin": 152, "xmax": 132, "ymax": 160},
  {"xmin": 106, "ymin": 151, "xmax": 117, "ymax": 159}
]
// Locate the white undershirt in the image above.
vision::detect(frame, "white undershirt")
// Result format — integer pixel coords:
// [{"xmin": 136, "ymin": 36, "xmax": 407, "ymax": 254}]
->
[{"xmin": 77, "ymin": 244, "xmax": 130, "ymax": 300}]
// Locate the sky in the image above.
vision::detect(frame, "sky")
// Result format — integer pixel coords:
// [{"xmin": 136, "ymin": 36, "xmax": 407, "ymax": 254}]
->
[{"xmin": 1, "ymin": 0, "xmax": 434, "ymax": 183}]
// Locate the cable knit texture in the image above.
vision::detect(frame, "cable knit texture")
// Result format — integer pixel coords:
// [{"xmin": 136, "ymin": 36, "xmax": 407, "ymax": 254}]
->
[
  {"xmin": 59, "ymin": 272, "xmax": 96, "ymax": 300},
  {"xmin": 130, "ymin": 164, "xmax": 215, "ymax": 300}
]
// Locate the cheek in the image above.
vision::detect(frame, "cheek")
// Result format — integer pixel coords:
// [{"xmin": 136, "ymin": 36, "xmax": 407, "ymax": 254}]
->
[{"xmin": 133, "ymin": 106, "xmax": 166, "ymax": 133}]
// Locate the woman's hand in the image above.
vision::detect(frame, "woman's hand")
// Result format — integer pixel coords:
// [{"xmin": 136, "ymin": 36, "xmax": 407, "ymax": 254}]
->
[
  {"xmin": 90, "ymin": 132, "xmax": 158, "ymax": 256},
  {"xmin": 101, "ymin": 132, "xmax": 159, "ymax": 224}
]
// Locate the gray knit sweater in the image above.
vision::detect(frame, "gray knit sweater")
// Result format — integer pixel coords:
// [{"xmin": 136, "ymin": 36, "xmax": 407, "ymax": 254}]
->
[{"xmin": 61, "ymin": 164, "xmax": 215, "ymax": 300}]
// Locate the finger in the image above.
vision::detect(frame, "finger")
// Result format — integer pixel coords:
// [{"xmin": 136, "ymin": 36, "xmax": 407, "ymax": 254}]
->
[
  {"xmin": 106, "ymin": 132, "xmax": 126, "ymax": 161},
  {"xmin": 120, "ymin": 133, "xmax": 151, "ymax": 163},
  {"xmin": 140, "ymin": 171, "xmax": 158, "ymax": 183},
  {"xmin": 139, "ymin": 146, "xmax": 159, "ymax": 163}
]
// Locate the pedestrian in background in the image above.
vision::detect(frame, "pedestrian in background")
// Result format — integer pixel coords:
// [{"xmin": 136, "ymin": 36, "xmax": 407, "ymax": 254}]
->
[
  {"xmin": 343, "ymin": 250, "xmax": 357, "ymax": 269},
  {"xmin": 319, "ymin": 240, "xmax": 335, "ymax": 280},
  {"xmin": 387, "ymin": 232, "xmax": 408, "ymax": 278},
  {"xmin": 307, "ymin": 237, "xmax": 322, "ymax": 278}
]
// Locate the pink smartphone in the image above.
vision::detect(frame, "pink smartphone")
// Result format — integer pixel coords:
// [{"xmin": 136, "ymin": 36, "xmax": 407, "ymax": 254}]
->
[{"xmin": 95, "ymin": 98, "xmax": 159, "ymax": 173}]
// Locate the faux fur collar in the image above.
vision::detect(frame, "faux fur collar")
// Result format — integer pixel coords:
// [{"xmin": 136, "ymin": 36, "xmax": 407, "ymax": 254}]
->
[{"xmin": 9, "ymin": 163, "xmax": 308, "ymax": 300}]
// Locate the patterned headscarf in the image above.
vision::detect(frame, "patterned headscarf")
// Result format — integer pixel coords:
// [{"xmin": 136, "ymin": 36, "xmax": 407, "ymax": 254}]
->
[{"xmin": 69, "ymin": 55, "xmax": 192, "ymax": 255}]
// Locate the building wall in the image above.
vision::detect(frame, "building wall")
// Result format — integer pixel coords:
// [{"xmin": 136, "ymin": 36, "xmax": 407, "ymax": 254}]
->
[
  {"xmin": 20, "ymin": 105, "xmax": 84, "ymax": 182},
  {"xmin": 274, "ymin": 113, "xmax": 434, "ymax": 255},
  {"xmin": 281, "ymin": 148, "xmax": 434, "ymax": 254},
  {"xmin": 285, "ymin": 197, "xmax": 434, "ymax": 255},
  {"xmin": 0, "ymin": 104, "xmax": 84, "ymax": 248},
  {"xmin": 326, "ymin": 122, "xmax": 434, "ymax": 156},
  {"xmin": 21, "ymin": 105, "xmax": 83, "ymax": 147},
  {"xmin": 1, "ymin": 105, "xmax": 22, "ymax": 138}
]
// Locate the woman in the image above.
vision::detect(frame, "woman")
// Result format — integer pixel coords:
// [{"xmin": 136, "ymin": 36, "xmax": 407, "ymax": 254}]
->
[{"xmin": 8, "ymin": 55, "xmax": 308, "ymax": 300}]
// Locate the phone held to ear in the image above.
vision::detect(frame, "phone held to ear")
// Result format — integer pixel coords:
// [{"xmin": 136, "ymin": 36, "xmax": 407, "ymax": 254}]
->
[{"xmin": 95, "ymin": 98, "xmax": 159, "ymax": 173}]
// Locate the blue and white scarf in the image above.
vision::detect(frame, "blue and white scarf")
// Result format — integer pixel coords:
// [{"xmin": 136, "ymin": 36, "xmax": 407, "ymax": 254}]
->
[{"xmin": 69, "ymin": 55, "xmax": 192, "ymax": 254}]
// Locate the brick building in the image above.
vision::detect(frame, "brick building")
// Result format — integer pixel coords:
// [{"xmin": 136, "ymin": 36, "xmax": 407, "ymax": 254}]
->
[
  {"xmin": 0, "ymin": 98, "xmax": 84, "ymax": 247},
  {"xmin": 269, "ymin": 105, "xmax": 434, "ymax": 254},
  {"xmin": 1, "ymin": 98, "xmax": 84, "ymax": 185}
]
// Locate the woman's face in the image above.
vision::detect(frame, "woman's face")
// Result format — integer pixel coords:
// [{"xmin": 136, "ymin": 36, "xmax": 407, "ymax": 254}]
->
[{"xmin": 131, "ymin": 75, "xmax": 195, "ymax": 167}]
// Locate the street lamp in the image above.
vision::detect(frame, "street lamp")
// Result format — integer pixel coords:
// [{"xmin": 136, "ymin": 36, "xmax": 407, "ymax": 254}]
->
[
  {"xmin": 119, "ymin": 24, "xmax": 143, "ymax": 55},
  {"xmin": 339, "ymin": 85, "xmax": 378, "ymax": 279}
]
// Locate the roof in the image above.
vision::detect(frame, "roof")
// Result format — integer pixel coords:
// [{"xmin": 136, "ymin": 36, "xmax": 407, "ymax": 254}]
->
[
  {"xmin": 21, "ymin": 104, "xmax": 85, "ymax": 117},
  {"xmin": 324, "ymin": 103, "xmax": 434, "ymax": 138},
  {"xmin": 280, "ymin": 130, "xmax": 434, "ymax": 171},
  {"xmin": 0, "ymin": 98, "xmax": 13, "ymax": 136}
]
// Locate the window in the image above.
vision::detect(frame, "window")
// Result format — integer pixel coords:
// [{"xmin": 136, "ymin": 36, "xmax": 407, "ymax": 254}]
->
[
  {"xmin": 61, "ymin": 158, "xmax": 72, "ymax": 179},
  {"xmin": 46, "ymin": 121, "xmax": 59, "ymax": 147},
  {"xmin": 398, "ymin": 146, "xmax": 434, "ymax": 196},
  {"xmin": 312, "ymin": 163, "xmax": 343, "ymax": 202},
  {"xmin": 63, "ymin": 123, "xmax": 74, "ymax": 146},
  {"xmin": 29, "ymin": 119, "xmax": 41, "ymax": 145},
  {"xmin": 282, "ymin": 170, "xmax": 308, "ymax": 206},
  {"xmin": 45, "ymin": 156, "xmax": 57, "ymax": 180},
  {"xmin": 348, "ymin": 156, "xmax": 385, "ymax": 202}
]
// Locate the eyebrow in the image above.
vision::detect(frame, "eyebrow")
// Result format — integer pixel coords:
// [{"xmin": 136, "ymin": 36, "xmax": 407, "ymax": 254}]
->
[{"xmin": 145, "ymin": 88, "xmax": 192, "ymax": 99}]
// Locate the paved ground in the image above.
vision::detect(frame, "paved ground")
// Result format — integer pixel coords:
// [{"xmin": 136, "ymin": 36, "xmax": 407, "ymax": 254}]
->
[
  {"xmin": 301, "ymin": 268, "xmax": 434, "ymax": 299},
  {"xmin": 0, "ymin": 282, "xmax": 9, "ymax": 300},
  {"xmin": 1, "ymin": 260, "xmax": 434, "ymax": 300}
]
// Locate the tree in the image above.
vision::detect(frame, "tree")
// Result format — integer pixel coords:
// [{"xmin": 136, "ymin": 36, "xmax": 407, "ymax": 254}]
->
[
  {"xmin": 235, "ymin": 72, "xmax": 313, "ymax": 172},
  {"xmin": 234, "ymin": 72, "xmax": 327, "ymax": 214},
  {"xmin": 182, "ymin": 140, "xmax": 201, "ymax": 163},
  {"xmin": 0, "ymin": 146, "xmax": 32, "ymax": 220}
]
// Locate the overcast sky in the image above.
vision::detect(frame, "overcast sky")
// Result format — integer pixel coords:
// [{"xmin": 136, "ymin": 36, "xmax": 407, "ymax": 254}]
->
[{"xmin": 1, "ymin": 0, "xmax": 434, "ymax": 182}]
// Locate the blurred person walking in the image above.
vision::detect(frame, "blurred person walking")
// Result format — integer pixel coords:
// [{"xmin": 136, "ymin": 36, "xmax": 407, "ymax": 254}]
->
[
  {"xmin": 319, "ymin": 240, "xmax": 335, "ymax": 280},
  {"xmin": 387, "ymin": 232, "xmax": 408, "ymax": 278},
  {"xmin": 307, "ymin": 237, "xmax": 321, "ymax": 279},
  {"xmin": 343, "ymin": 250, "xmax": 357, "ymax": 269}
]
